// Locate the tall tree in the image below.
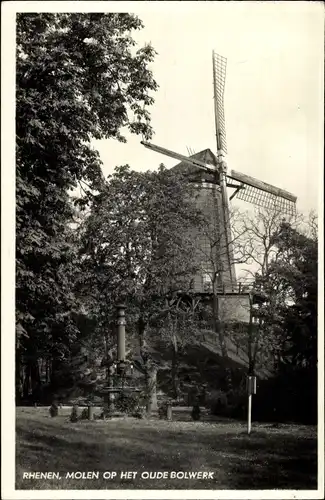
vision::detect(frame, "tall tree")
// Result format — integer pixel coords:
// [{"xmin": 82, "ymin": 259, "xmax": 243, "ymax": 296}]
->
[
  {"xmin": 16, "ymin": 13, "xmax": 157, "ymax": 400},
  {"xmin": 77, "ymin": 164, "xmax": 203, "ymax": 411},
  {"xmin": 228, "ymin": 204, "xmax": 301, "ymax": 376},
  {"xmin": 252, "ymin": 213, "xmax": 318, "ymax": 423},
  {"xmin": 270, "ymin": 213, "xmax": 318, "ymax": 371},
  {"xmin": 231, "ymin": 206, "xmax": 317, "ymax": 379},
  {"xmin": 155, "ymin": 293, "xmax": 203, "ymax": 400}
]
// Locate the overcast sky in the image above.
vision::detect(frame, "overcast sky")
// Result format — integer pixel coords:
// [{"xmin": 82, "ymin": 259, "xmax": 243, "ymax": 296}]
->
[{"xmin": 93, "ymin": 1, "xmax": 323, "ymax": 216}]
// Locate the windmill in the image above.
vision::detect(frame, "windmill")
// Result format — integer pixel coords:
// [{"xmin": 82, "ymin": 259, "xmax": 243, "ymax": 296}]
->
[{"xmin": 141, "ymin": 51, "xmax": 297, "ymax": 314}]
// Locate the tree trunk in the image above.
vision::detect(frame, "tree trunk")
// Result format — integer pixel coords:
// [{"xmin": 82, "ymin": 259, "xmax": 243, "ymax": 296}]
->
[
  {"xmin": 46, "ymin": 358, "xmax": 50, "ymax": 384},
  {"xmin": 146, "ymin": 364, "xmax": 158, "ymax": 415},
  {"xmin": 212, "ymin": 294, "xmax": 228, "ymax": 358},
  {"xmin": 171, "ymin": 345, "xmax": 180, "ymax": 400},
  {"xmin": 23, "ymin": 363, "xmax": 31, "ymax": 400},
  {"xmin": 15, "ymin": 351, "xmax": 24, "ymax": 403},
  {"xmin": 211, "ymin": 294, "xmax": 232, "ymax": 390},
  {"xmin": 30, "ymin": 358, "xmax": 41, "ymax": 402},
  {"xmin": 171, "ymin": 317, "xmax": 181, "ymax": 400},
  {"xmin": 138, "ymin": 316, "xmax": 158, "ymax": 415}
]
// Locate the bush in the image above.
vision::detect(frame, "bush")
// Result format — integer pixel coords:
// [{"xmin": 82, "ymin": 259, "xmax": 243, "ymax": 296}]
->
[
  {"xmin": 131, "ymin": 407, "xmax": 146, "ymax": 419},
  {"xmin": 115, "ymin": 392, "xmax": 142, "ymax": 415},
  {"xmin": 49, "ymin": 401, "xmax": 59, "ymax": 417},
  {"xmin": 158, "ymin": 402, "xmax": 167, "ymax": 419},
  {"xmin": 158, "ymin": 401, "xmax": 168, "ymax": 419},
  {"xmin": 100, "ymin": 407, "xmax": 113, "ymax": 419},
  {"xmin": 206, "ymin": 390, "xmax": 228, "ymax": 416},
  {"xmin": 191, "ymin": 404, "xmax": 201, "ymax": 421},
  {"xmin": 80, "ymin": 408, "xmax": 89, "ymax": 420},
  {"xmin": 70, "ymin": 404, "xmax": 78, "ymax": 422},
  {"xmin": 158, "ymin": 400, "xmax": 173, "ymax": 420},
  {"xmin": 252, "ymin": 369, "xmax": 317, "ymax": 424},
  {"xmin": 204, "ymin": 386, "xmax": 247, "ymax": 419}
]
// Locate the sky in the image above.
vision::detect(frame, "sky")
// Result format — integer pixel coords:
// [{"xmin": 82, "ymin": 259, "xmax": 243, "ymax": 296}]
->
[{"xmin": 93, "ymin": 1, "xmax": 324, "ymax": 216}]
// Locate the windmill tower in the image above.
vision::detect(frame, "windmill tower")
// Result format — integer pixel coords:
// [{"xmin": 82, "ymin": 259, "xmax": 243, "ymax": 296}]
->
[{"xmin": 141, "ymin": 52, "xmax": 297, "ymax": 315}]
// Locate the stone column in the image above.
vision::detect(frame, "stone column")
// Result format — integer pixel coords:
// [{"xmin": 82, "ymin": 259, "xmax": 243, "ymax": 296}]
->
[{"xmin": 116, "ymin": 304, "xmax": 126, "ymax": 362}]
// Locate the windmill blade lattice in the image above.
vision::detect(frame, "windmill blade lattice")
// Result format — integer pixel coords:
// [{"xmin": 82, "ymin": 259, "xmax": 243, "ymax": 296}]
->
[
  {"xmin": 235, "ymin": 183, "xmax": 296, "ymax": 215},
  {"xmin": 229, "ymin": 169, "xmax": 297, "ymax": 215},
  {"xmin": 213, "ymin": 52, "xmax": 227, "ymax": 154}
]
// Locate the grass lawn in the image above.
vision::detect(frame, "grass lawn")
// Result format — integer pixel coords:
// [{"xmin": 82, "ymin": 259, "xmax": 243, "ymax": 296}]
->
[{"xmin": 16, "ymin": 407, "xmax": 317, "ymax": 490}]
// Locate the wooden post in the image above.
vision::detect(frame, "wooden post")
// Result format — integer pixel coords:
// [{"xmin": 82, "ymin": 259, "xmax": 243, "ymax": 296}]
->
[
  {"xmin": 88, "ymin": 406, "xmax": 94, "ymax": 421},
  {"xmin": 247, "ymin": 375, "xmax": 256, "ymax": 435},
  {"xmin": 247, "ymin": 393, "xmax": 252, "ymax": 435},
  {"xmin": 146, "ymin": 364, "xmax": 158, "ymax": 415}
]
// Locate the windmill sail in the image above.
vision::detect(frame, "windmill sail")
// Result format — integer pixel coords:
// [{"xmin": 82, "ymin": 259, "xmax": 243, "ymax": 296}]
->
[
  {"xmin": 141, "ymin": 141, "xmax": 213, "ymax": 173},
  {"xmin": 213, "ymin": 52, "xmax": 236, "ymax": 287},
  {"xmin": 213, "ymin": 52, "xmax": 227, "ymax": 154},
  {"xmin": 228, "ymin": 169, "xmax": 297, "ymax": 215}
]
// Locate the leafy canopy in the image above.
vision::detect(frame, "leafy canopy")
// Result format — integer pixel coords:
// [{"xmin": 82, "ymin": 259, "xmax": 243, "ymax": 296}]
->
[
  {"xmin": 78, "ymin": 164, "xmax": 203, "ymax": 320},
  {"xmin": 16, "ymin": 13, "xmax": 158, "ymax": 361}
]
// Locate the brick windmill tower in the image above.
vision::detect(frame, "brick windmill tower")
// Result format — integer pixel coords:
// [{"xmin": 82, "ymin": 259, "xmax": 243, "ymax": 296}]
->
[{"xmin": 141, "ymin": 52, "xmax": 297, "ymax": 320}]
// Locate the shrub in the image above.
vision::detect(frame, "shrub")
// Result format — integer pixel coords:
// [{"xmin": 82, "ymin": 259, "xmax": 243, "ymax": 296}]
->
[
  {"xmin": 115, "ymin": 392, "xmax": 142, "ymax": 415},
  {"xmin": 70, "ymin": 404, "xmax": 79, "ymax": 422},
  {"xmin": 206, "ymin": 390, "xmax": 228, "ymax": 416},
  {"xmin": 191, "ymin": 404, "xmax": 201, "ymax": 421},
  {"xmin": 80, "ymin": 408, "xmax": 89, "ymax": 420},
  {"xmin": 49, "ymin": 401, "xmax": 59, "ymax": 417},
  {"xmin": 131, "ymin": 407, "xmax": 146, "ymax": 419},
  {"xmin": 158, "ymin": 402, "xmax": 167, "ymax": 419},
  {"xmin": 158, "ymin": 401, "xmax": 173, "ymax": 420},
  {"xmin": 100, "ymin": 407, "xmax": 113, "ymax": 419}
]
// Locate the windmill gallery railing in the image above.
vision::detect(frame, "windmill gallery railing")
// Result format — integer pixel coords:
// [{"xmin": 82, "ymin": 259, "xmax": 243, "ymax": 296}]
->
[{"xmin": 200, "ymin": 281, "xmax": 255, "ymax": 295}]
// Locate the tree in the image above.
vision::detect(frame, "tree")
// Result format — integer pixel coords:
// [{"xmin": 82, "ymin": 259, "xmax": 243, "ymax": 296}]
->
[
  {"xmin": 229, "ymin": 204, "xmax": 302, "ymax": 376},
  {"xmin": 252, "ymin": 213, "xmax": 318, "ymax": 423},
  {"xmin": 152, "ymin": 293, "xmax": 203, "ymax": 400},
  {"xmin": 77, "ymin": 164, "xmax": 203, "ymax": 412},
  {"xmin": 229, "ymin": 205, "xmax": 318, "ymax": 422},
  {"xmin": 270, "ymin": 213, "xmax": 318, "ymax": 371},
  {"xmin": 16, "ymin": 13, "xmax": 157, "ymax": 401}
]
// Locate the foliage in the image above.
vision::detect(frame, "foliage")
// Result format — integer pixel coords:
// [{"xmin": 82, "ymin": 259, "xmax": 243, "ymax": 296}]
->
[
  {"xmin": 205, "ymin": 386, "xmax": 247, "ymax": 419},
  {"xmin": 158, "ymin": 401, "xmax": 173, "ymax": 419},
  {"xmin": 16, "ymin": 13, "xmax": 318, "ymax": 423},
  {"xmin": 115, "ymin": 391, "xmax": 144, "ymax": 415},
  {"xmin": 153, "ymin": 294, "xmax": 204, "ymax": 399},
  {"xmin": 78, "ymin": 164, "xmax": 202, "ymax": 302},
  {"xmin": 270, "ymin": 217, "xmax": 317, "ymax": 370},
  {"xmin": 191, "ymin": 404, "xmax": 201, "ymax": 421},
  {"xmin": 206, "ymin": 389, "xmax": 228, "ymax": 415},
  {"xmin": 49, "ymin": 402, "xmax": 59, "ymax": 417},
  {"xmin": 80, "ymin": 408, "xmax": 90, "ymax": 420},
  {"xmin": 70, "ymin": 405, "xmax": 79, "ymax": 422},
  {"xmin": 232, "ymin": 207, "xmax": 317, "ymax": 377},
  {"xmin": 230, "ymin": 208, "xmax": 318, "ymax": 423},
  {"xmin": 16, "ymin": 13, "xmax": 157, "ymax": 399},
  {"xmin": 253, "ymin": 369, "xmax": 317, "ymax": 424},
  {"xmin": 77, "ymin": 164, "xmax": 204, "ymax": 405}
]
